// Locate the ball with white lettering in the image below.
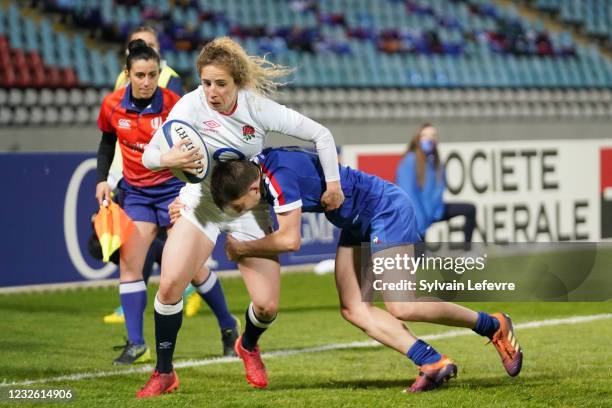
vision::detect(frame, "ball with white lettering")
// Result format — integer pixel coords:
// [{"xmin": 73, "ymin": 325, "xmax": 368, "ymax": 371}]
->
[{"xmin": 160, "ymin": 119, "xmax": 210, "ymax": 183}]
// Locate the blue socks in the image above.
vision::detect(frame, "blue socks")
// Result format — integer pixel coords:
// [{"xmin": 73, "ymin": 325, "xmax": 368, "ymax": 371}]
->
[
  {"xmin": 472, "ymin": 312, "xmax": 500, "ymax": 339},
  {"xmin": 194, "ymin": 272, "xmax": 236, "ymax": 330},
  {"xmin": 407, "ymin": 339, "xmax": 442, "ymax": 366},
  {"xmin": 119, "ymin": 280, "xmax": 147, "ymax": 345},
  {"xmin": 407, "ymin": 313, "xmax": 500, "ymax": 367}
]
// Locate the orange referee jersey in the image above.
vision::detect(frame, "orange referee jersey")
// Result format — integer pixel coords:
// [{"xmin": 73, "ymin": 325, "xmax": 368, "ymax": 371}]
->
[{"xmin": 98, "ymin": 85, "xmax": 180, "ymax": 187}]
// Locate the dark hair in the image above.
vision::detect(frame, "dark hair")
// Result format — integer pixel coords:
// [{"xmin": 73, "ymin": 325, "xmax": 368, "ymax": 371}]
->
[
  {"xmin": 126, "ymin": 39, "xmax": 160, "ymax": 71},
  {"xmin": 210, "ymin": 160, "xmax": 261, "ymax": 210}
]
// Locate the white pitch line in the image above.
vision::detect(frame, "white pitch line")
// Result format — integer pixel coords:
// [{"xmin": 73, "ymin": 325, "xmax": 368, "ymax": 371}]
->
[{"xmin": 2, "ymin": 313, "xmax": 611, "ymax": 387}]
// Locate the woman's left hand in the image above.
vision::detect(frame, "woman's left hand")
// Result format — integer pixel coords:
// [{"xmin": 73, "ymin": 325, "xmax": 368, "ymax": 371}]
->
[
  {"xmin": 160, "ymin": 139, "xmax": 202, "ymax": 173},
  {"xmin": 321, "ymin": 181, "xmax": 344, "ymax": 211}
]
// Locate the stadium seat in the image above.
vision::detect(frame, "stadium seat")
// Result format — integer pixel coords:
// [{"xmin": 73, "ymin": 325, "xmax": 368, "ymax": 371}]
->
[
  {"xmin": 89, "ymin": 105, "xmax": 100, "ymax": 123},
  {"xmin": 84, "ymin": 88, "xmax": 102, "ymax": 106},
  {"xmin": 69, "ymin": 89, "xmax": 84, "ymax": 107},
  {"xmin": 59, "ymin": 106, "xmax": 76, "ymax": 124},
  {"xmin": 38, "ymin": 88, "xmax": 54, "ymax": 106},
  {"xmin": 29, "ymin": 106, "xmax": 45, "ymax": 126},
  {"xmin": 8, "ymin": 88, "xmax": 23, "ymax": 106},
  {"xmin": 1, "ymin": 0, "xmax": 611, "ymax": 126},
  {"xmin": 75, "ymin": 106, "xmax": 91, "ymax": 124},
  {"xmin": 55, "ymin": 89, "xmax": 69, "ymax": 106},
  {"xmin": 0, "ymin": 106, "xmax": 11, "ymax": 125},
  {"xmin": 44, "ymin": 106, "xmax": 60, "ymax": 124},
  {"xmin": 13, "ymin": 107, "xmax": 29, "ymax": 125},
  {"xmin": 23, "ymin": 89, "xmax": 38, "ymax": 107}
]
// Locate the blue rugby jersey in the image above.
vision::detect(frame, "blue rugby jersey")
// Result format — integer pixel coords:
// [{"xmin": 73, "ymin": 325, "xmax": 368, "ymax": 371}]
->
[{"xmin": 256, "ymin": 147, "xmax": 389, "ymax": 229}]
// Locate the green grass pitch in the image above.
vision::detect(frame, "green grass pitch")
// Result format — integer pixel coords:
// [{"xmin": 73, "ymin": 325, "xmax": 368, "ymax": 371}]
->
[{"xmin": 0, "ymin": 272, "xmax": 611, "ymax": 407}]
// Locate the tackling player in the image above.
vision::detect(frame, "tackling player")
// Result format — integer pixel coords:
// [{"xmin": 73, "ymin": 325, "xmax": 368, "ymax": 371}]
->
[{"xmin": 205, "ymin": 147, "xmax": 523, "ymax": 393}]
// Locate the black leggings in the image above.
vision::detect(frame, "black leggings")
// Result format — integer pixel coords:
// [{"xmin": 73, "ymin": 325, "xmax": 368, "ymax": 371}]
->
[{"xmin": 436, "ymin": 202, "xmax": 476, "ymax": 243}]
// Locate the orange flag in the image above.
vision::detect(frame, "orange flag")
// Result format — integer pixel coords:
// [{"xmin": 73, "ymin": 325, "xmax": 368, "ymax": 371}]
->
[{"xmin": 93, "ymin": 201, "xmax": 134, "ymax": 262}]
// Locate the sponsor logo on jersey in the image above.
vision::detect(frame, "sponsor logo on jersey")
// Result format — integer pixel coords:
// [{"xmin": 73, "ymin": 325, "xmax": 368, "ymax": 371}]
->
[
  {"xmin": 150, "ymin": 116, "xmax": 162, "ymax": 130},
  {"xmin": 242, "ymin": 125, "xmax": 255, "ymax": 141},
  {"xmin": 121, "ymin": 139, "xmax": 146, "ymax": 153},
  {"xmin": 118, "ymin": 118, "xmax": 131, "ymax": 129},
  {"xmin": 204, "ymin": 120, "xmax": 220, "ymax": 128}
]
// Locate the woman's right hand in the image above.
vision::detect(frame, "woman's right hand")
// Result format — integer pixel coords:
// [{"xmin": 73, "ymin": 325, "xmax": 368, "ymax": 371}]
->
[
  {"xmin": 321, "ymin": 180, "xmax": 345, "ymax": 211},
  {"xmin": 168, "ymin": 197, "xmax": 186, "ymax": 224},
  {"xmin": 160, "ymin": 138, "xmax": 203, "ymax": 175},
  {"xmin": 95, "ymin": 181, "xmax": 111, "ymax": 206}
]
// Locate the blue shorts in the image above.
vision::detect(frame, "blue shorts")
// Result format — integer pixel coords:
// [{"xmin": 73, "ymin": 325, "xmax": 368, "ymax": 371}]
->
[
  {"xmin": 118, "ymin": 178, "xmax": 184, "ymax": 228},
  {"xmin": 339, "ymin": 183, "xmax": 421, "ymax": 251}
]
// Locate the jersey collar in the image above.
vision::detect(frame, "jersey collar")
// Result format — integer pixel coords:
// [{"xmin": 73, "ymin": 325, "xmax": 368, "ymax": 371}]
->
[
  {"xmin": 121, "ymin": 85, "xmax": 164, "ymax": 115},
  {"xmin": 218, "ymin": 96, "xmax": 238, "ymax": 116}
]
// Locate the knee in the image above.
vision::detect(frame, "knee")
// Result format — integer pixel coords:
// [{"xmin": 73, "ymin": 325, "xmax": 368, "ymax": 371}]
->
[
  {"xmin": 119, "ymin": 258, "xmax": 143, "ymax": 280},
  {"xmin": 340, "ymin": 304, "xmax": 368, "ymax": 326},
  {"xmin": 386, "ymin": 302, "xmax": 420, "ymax": 321},
  {"xmin": 339, "ymin": 305, "xmax": 353, "ymax": 323},
  {"xmin": 157, "ymin": 279, "xmax": 183, "ymax": 305},
  {"xmin": 155, "ymin": 289, "xmax": 178, "ymax": 305},
  {"xmin": 252, "ymin": 300, "xmax": 278, "ymax": 320},
  {"xmin": 192, "ymin": 264, "xmax": 210, "ymax": 285}
]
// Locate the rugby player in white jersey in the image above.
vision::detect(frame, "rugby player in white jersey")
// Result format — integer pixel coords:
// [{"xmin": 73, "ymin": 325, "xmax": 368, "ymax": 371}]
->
[{"xmin": 136, "ymin": 37, "xmax": 344, "ymax": 398}]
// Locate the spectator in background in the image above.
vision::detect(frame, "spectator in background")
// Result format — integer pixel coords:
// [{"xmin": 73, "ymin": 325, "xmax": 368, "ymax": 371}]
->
[
  {"xmin": 287, "ymin": 27, "xmax": 318, "ymax": 53},
  {"xmin": 396, "ymin": 123, "xmax": 476, "ymax": 245},
  {"xmin": 423, "ymin": 30, "xmax": 443, "ymax": 54},
  {"xmin": 290, "ymin": 0, "xmax": 318, "ymax": 13}
]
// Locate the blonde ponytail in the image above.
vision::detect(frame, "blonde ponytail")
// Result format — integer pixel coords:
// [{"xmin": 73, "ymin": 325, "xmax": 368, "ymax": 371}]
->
[{"xmin": 196, "ymin": 37, "xmax": 293, "ymax": 96}]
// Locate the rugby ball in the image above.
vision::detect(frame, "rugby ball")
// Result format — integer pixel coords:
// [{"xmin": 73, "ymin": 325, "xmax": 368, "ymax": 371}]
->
[{"xmin": 160, "ymin": 119, "xmax": 210, "ymax": 183}]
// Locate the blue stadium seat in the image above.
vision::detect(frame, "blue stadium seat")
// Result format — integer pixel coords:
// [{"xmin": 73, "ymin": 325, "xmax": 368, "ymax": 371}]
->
[
  {"xmin": 56, "ymin": 33, "xmax": 72, "ymax": 69},
  {"xmin": 24, "ymin": 19, "xmax": 38, "ymax": 52},
  {"xmin": 104, "ymin": 51, "xmax": 120, "ymax": 85},
  {"xmin": 177, "ymin": 51, "xmax": 191, "ymax": 73},
  {"xmin": 4, "ymin": 0, "xmax": 612, "ymax": 90},
  {"xmin": 90, "ymin": 50, "xmax": 106, "ymax": 88}
]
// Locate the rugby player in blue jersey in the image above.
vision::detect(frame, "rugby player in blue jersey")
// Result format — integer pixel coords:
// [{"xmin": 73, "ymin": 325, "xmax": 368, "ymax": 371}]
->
[{"xmin": 204, "ymin": 147, "xmax": 523, "ymax": 392}]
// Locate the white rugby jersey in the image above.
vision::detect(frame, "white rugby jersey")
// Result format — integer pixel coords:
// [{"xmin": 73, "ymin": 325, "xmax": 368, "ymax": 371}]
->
[
  {"xmin": 143, "ymin": 86, "xmax": 339, "ymax": 177},
  {"xmin": 142, "ymin": 86, "xmax": 340, "ymax": 234}
]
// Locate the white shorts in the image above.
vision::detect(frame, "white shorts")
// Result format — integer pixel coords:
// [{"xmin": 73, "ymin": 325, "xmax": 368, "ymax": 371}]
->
[{"xmin": 179, "ymin": 182, "xmax": 272, "ymax": 243}]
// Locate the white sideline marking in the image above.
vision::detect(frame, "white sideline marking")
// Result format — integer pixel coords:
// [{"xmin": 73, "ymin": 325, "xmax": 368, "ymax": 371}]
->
[{"xmin": 2, "ymin": 313, "xmax": 611, "ymax": 387}]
